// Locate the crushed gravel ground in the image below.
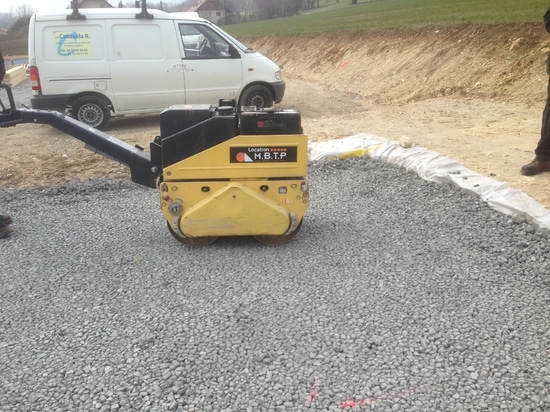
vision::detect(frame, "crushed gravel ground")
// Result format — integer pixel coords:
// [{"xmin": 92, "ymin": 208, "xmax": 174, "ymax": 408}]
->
[{"xmin": 1, "ymin": 157, "xmax": 549, "ymax": 411}]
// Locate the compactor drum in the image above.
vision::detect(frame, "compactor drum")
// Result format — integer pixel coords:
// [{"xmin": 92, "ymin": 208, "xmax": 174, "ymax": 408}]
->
[{"xmin": 151, "ymin": 104, "xmax": 310, "ymax": 245}]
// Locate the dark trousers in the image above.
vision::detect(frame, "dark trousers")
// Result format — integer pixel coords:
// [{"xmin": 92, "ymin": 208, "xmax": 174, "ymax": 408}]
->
[{"xmin": 536, "ymin": 76, "xmax": 550, "ymax": 161}]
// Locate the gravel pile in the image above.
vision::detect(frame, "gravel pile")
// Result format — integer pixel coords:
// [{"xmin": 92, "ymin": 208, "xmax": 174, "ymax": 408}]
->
[{"xmin": 0, "ymin": 157, "xmax": 549, "ymax": 411}]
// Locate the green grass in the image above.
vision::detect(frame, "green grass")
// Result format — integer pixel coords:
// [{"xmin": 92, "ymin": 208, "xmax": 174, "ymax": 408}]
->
[{"xmin": 224, "ymin": 0, "xmax": 549, "ymax": 36}]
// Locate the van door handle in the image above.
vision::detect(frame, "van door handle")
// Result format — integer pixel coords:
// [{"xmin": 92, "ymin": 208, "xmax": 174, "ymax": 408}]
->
[{"xmin": 172, "ymin": 64, "xmax": 184, "ymax": 73}]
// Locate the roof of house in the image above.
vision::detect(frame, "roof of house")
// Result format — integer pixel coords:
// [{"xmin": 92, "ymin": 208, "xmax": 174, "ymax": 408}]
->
[{"xmin": 186, "ymin": 0, "xmax": 224, "ymax": 12}]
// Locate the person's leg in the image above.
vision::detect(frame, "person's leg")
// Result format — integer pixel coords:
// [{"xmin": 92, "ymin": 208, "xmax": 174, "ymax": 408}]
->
[
  {"xmin": 521, "ymin": 78, "xmax": 550, "ymax": 175},
  {"xmin": 0, "ymin": 215, "xmax": 12, "ymax": 225},
  {"xmin": 0, "ymin": 218, "xmax": 13, "ymax": 238},
  {"xmin": 536, "ymin": 78, "xmax": 550, "ymax": 160}
]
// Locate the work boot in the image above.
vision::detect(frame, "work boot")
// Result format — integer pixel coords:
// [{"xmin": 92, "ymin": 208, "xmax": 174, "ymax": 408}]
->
[
  {"xmin": 0, "ymin": 215, "xmax": 13, "ymax": 225},
  {"xmin": 0, "ymin": 224, "xmax": 13, "ymax": 239},
  {"xmin": 520, "ymin": 158, "xmax": 550, "ymax": 176}
]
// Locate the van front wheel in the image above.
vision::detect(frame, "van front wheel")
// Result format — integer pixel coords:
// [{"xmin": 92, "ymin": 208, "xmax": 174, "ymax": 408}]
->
[
  {"xmin": 239, "ymin": 85, "xmax": 273, "ymax": 110},
  {"xmin": 72, "ymin": 96, "xmax": 111, "ymax": 130}
]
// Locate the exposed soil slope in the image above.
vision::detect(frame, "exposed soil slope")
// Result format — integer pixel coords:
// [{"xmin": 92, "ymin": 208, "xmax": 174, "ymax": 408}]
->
[{"xmin": 244, "ymin": 23, "xmax": 548, "ymax": 105}]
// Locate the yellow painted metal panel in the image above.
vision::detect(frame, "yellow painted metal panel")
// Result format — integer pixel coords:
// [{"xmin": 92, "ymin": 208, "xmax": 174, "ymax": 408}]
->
[
  {"xmin": 180, "ymin": 183, "xmax": 291, "ymax": 237},
  {"xmin": 163, "ymin": 134, "xmax": 308, "ymax": 180}
]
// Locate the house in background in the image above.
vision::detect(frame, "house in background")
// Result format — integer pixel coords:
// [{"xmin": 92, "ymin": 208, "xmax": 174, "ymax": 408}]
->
[{"xmin": 183, "ymin": 0, "xmax": 225, "ymax": 24}]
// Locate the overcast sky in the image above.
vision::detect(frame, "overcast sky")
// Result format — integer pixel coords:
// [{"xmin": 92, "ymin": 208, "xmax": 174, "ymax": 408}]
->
[
  {"xmin": 0, "ymin": 1, "xmax": 182, "ymax": 14},
  {"xmin": 1, "ymin": 1, "xmax": 68, "ymax": 13}
]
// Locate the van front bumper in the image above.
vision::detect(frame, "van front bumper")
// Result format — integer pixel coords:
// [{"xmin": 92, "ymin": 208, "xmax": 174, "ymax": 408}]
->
[
  {"xmin": 271, "ymin": 80, "xmax": 285, "ymax": 104},
  {"xmin": 31, "ymin": 95, "xmax": 70, "ymax": 113}
]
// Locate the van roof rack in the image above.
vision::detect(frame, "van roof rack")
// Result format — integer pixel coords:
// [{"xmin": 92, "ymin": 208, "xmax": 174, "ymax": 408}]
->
[
  {"xmin": 135, "ymin": 0, "xmax": 154, "ymax": 19},
  {"xmin": 65, "ymin": 1, "xmax": 154, "ymax": 20},
  {"xmin": 67, "ymin": 0, "xmax": 86, "ymax": 20}
]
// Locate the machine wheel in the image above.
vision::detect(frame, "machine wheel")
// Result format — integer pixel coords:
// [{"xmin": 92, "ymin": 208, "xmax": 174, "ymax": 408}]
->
[
  {"xmin": 166, "ymin": 221, "xmax": 218, "ymax": 246},
  {"xmin": 72, "ymin": 96, "xmax": 111, "ymax": 130},
  {"xmin": 254, "ymin": 219, "xmax": 303, "ymax": 245},
  {"xmin": 239, "ymin": 85, "xmax": 273, "ymax": 109}
]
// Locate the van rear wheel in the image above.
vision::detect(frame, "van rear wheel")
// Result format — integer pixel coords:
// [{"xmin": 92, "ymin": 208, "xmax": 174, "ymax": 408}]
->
[
  {"xmin": 72, "ymin": 96, "xmax": 111, "ymax": 130},
  {"xmin": 239, "ymin": 85, "xmax": 273, "ymax": 110}
]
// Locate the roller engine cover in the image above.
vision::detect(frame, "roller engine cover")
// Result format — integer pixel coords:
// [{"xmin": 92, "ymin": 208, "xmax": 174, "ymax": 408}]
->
[{"xmin": 154, "ymin": 103, "xmax": 310, "ymax": 245}]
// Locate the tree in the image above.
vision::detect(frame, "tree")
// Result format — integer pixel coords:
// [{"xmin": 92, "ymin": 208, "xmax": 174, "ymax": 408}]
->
[
  {"xmin": 255, "ymin": 0, "xmax": 306, "ymax": 19},
  {"xmin": 10, "ymin": 3, "xmax": 34, "ymax": 19},
  {"xmin": 8, "ymin": 15, "xmax": 31, "ymax": 40},
  {"xmin": 304, "ymin": 0, "xmax": 318, "ymax": 9}
]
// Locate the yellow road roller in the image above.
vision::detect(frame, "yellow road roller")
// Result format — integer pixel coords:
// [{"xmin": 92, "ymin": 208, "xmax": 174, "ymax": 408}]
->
[
  {"xmin": 1, "ymin": 85, "xmax": 309, "ymax": 246},
  {"xmin": 152, "ymin": 104, "xmax": 309, "ymax": 245}
]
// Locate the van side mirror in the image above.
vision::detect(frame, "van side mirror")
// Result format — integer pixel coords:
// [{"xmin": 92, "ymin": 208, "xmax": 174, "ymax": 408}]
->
[{"xmin": 229, "ymin": 44, "xmax": 240, "ymax": 58}]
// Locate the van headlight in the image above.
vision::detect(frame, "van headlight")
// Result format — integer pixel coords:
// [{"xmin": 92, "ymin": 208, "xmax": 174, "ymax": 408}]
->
[{"xmin": 275, "ymin": 70, "xmax": 282, "ymax": 80}]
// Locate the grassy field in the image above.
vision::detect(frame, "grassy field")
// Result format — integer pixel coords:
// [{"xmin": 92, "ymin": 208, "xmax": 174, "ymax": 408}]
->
[{"xmin": 224, "ymin": 0, "xmax": 550, "ymax": 36}]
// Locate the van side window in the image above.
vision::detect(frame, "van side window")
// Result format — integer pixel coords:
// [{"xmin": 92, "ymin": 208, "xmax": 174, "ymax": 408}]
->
[
  {"xmin": 179, "ymin": 24, "xmax": 232, "ymax": 59},
  {"xmin": 112, "ymin": 24, "xmax": 163, "ymax": 59}
]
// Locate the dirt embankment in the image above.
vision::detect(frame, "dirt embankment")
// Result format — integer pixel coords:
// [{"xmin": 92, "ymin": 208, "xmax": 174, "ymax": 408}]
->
[
  {"xmin": 2, "ymin": 23, "xmax": 550, "ymax": 210},
  {"xmin": 244, "ymin": 23, "xmax": 549, "ymax": 106}
]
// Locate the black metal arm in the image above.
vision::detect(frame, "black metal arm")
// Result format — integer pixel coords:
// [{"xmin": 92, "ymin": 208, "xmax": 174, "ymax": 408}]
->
[{"xmin": 0, "ymin": 84, "xmax": 156, "ymax": 188}]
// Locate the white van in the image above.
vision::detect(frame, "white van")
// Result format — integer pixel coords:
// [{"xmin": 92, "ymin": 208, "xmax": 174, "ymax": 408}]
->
[{"xmin": 28, "ymin": 7, "xmax": 285, "ymax": 129}]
